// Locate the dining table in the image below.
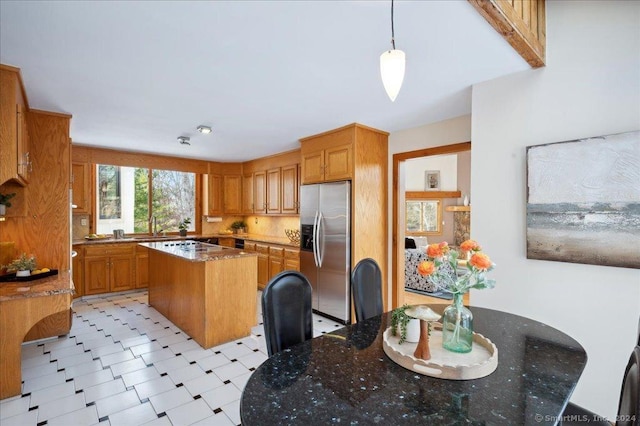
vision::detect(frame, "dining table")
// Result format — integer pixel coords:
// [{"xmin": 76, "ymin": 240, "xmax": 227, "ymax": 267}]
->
[{"xmin": 240, "ymin": 305, "xmax": 587, "ymax": 425}]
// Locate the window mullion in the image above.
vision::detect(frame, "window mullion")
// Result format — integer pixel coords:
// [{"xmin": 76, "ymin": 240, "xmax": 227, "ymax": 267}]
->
[{"xmin": 148, "ymin": 169, "xmax": 153, "ymax": 234}]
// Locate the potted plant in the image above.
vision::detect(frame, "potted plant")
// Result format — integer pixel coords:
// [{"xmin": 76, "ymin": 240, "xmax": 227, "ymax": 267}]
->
[
  {"xmin": 3, "ymin": 253, "xmax": 37, "ymax": 277},
  {"xmin": 178, "ymin": 218, "xmax": 191, "ymax": 236},
  {"xmin": 0, "ymin": 192, "xmax": 16, "ymax": 216},
  {"xmin": 230, "ymin": 220, "xmax": 247, "ymax": 234},
  {"xmin": 390, "ymin": 304, "xmax": 421, "ymax": 344}
]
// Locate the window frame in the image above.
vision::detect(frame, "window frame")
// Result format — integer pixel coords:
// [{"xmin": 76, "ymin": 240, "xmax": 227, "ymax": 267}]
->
[
  {"xmin": 92, "ymin": 164, "xmax": 202, "ymax": 236},
  {"xmin": 403, "ymin": 191, "xmax": 461, "ymax": 237},
  {"xmin": 405, "ymin": 198, "xmax": 443, "ymax": 236}
]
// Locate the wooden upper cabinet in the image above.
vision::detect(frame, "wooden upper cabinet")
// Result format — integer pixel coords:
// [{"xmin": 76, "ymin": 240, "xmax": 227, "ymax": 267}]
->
[
  {"xmin": 299, "ymin": 123, "xmax": 389, "ymax": 312},
  {"xmin": 281, "ymin": 164, "xmax": 298, "ymax": 214},
  {"xmin": 301, "ymin": 150, "xmax": 324, "ymax": 184},
  {"xmin": 324, "ymin": 144, "xmax": 352, "ymax": 182},
  {"xmin": 242, "ymin": 173, "xmax": 254, "ymax": 214},
  {"xmin": 207, "ymin": 174, "xmax": 223, "ymax": 216},
  {"xmin": 16, "ymin": 104, "xmax": 30, "ymax": 183},
  {"xmin": 254, "ymin": 171, "xmax": 267, "ymax": 214},
  {"xmin": 223, "ymin": 175, "xmax": 242, "ymax": 214},
  {"xmin": 0, "ymin": 66, "xmax": 30, "ymax": 186},
  {"xmin": 266, "ymin": 168, "xmax": 281, "ymax": 214},
  {"xmin": 71, "ymin": 162, "xmax": 90, "ymax": 214},
  {"xmin": 242, "ymin": 150, "xmax": 300, "ymax": 216},
  {"xmin": 300, "ymin": 127, "xmax": 353, "ymax": 184}
]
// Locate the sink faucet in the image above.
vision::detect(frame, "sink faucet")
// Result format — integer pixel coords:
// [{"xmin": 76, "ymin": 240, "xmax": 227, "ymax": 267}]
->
[{"xmin": 149, "ymin": 216, "xmax": 157, "ymax": 236}]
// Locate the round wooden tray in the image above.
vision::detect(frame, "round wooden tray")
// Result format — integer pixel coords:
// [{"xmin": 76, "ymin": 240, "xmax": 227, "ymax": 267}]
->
[{"xmin": 382, "ymin": 326, "xmax": 498, "ymax": 380}]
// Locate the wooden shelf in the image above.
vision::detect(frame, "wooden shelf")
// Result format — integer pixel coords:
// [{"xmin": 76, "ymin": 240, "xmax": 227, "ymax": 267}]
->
[
  {"xmin": 406, "ymin": 191, "xmax": 461, "ymax": 199},
  {"xmin": 445, "ymin": 205, "xmax": 471, "ymax": 212}
]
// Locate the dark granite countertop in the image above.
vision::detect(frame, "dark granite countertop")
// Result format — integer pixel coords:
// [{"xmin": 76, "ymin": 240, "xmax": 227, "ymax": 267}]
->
[{"xmin": 240, "ymin": 307, "xmax": 587, "ymax": 425}]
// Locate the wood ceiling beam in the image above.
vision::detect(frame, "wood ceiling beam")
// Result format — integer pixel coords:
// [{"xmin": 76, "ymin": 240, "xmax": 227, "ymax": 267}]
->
[{"xmin": 468, "ymin": 0, "xmax": 546, "ymax": 68}]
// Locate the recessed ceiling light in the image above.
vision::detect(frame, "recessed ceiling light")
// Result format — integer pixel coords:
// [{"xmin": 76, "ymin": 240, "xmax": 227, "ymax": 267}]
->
[
  {"xmin": 178, "ymin": 136, "xmax": 190, "ymax": 145},
  {"xmin": 197, "ymin": 125, "xmax": 212, "ymax": 134}
]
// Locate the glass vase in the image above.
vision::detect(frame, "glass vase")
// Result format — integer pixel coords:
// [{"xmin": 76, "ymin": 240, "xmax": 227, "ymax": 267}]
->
[{"xmin": 442, "ymin": 292, "xmax": 473, "ymax": 353}]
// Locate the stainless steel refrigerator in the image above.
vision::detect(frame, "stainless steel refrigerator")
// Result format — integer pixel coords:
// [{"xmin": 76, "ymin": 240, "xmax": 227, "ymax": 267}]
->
[{"xmin": 300, "ymin": 181, "xmax": 351, "ymax": 324}]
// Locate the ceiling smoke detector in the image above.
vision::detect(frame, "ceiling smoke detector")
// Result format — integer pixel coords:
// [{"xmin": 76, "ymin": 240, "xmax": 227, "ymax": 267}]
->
[
  {"xmin": 177, "ymin": 136, "xmax": 190, "ymax": 145},
  {"xmin": 197, "ymin": 125, "xmax": 212, "ymax": 134}
]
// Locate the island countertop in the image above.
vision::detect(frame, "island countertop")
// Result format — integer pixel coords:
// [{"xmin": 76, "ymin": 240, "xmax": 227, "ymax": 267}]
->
[
  {"xmin": 139, "ymin": 240, "xmax": 257, "ymax": 262},
  {"xmin": 73, "ymin": 233, "xmax": 299, "ymax": 248}
]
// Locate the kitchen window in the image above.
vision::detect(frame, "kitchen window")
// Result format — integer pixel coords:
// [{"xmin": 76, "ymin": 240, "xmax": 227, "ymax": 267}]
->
[
  {"xmin": 96, "ymin": 165, "xmax": 196, "ymax": 235},
  {"xmin": 405, "ymin": 199, "xmax": 442, "ymax": 235}
]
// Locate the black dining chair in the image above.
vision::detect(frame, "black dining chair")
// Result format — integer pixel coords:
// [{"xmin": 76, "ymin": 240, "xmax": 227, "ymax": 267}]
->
[
  {"xmin": 562, "ymin": 317, "xmax": 640, "ymax": 426},
  {"xmin": 405, "ymin": 237, "xmax": 417, "ymax": 249},
  {"xmin": 351, "ymin": 258, "xmax": 383, "ymax": 322},
  {"xmin": 261, "ymin": 271, "xmax": 313, "ymax": 357}
]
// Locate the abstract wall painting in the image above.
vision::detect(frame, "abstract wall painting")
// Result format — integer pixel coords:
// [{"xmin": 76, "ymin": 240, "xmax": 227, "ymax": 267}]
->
[{"xmin": 526, "ymin": 130, "xmax": 640, "ymax": 269}]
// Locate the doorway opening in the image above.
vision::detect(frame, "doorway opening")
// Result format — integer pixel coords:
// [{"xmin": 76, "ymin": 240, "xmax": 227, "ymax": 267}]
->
[{"xmin": 391, "ymin": 141, "xmax": 471, "ymax": 308}]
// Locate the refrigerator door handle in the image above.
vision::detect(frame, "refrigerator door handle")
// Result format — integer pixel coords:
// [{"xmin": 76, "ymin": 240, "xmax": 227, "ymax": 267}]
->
[
  {"xmin": 317, "ymin": 211, "xmax": 324, "ymax": 268},
  {"xmin": 313, "ymin": 210, "xmax": 320, "ymax": 267}
]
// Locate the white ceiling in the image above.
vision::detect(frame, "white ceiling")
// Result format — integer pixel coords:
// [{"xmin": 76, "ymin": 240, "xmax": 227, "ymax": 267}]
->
[{"xmin": 0, "ymin": 1, "xmax": 529, "ymax": 162}]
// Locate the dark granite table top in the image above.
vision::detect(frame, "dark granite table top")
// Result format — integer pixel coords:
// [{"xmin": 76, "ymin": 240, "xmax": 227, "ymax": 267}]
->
[{"xmin": 240, "ymin": 307, "xmax": 587, "ymax": 425}]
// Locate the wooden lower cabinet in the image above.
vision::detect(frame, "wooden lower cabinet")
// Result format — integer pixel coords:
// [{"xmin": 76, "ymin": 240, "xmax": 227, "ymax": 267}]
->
[
  {"xmin": 255, "ymin": 243, "xmax": 270, "ymax": 290},
  {"xmin": 284, "ymin": 248, "xmax": 300, "ymax": 271},
  {"xmin": 218, "ymin": 237, "xmax": 236, "ymax": 248},
  {"xmin": 135, "ymin": 246, "xmax": 149, "ymax": 289},
  {"xmin": 83, "ymin": 244, "xmax": 135, "ymax": 295},
  {"xmin": 72, "ymin": 248, "xmax": 84, "ymax": 298},
  {"xmin": 269, "ymin": 257, "xmax": 284, "ymax": 278},
  {"xmin": 248, "ymin": 241, "xmax": 299, "ymax": 290},
  {"xmin": 110, "ymin": 255, "xmax": 135, "ymax": 292},
  {"xmin": 84, "ymin": 257, "xmax": 110, "ymax": 294}
]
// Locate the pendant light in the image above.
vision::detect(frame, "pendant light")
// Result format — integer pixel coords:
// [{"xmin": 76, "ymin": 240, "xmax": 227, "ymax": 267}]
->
[{"xmin": 380, "ymin": 0, "xmax": 405, "ymax": 102}]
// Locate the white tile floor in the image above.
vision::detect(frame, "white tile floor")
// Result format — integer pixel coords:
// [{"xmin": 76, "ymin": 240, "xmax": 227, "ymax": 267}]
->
[{"xmin": 0, "ymin": 290, "xmax": 344, "ymax": 426}]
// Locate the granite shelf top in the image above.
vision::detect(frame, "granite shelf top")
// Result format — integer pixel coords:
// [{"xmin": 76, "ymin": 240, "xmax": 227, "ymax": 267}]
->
[
  {"xmin": 140, "ymin": 241, "xmax": 257, "ymax": 262},
  {"xmin": 0, "ymin": 270, "xmax": 73, "ymax": 301}
]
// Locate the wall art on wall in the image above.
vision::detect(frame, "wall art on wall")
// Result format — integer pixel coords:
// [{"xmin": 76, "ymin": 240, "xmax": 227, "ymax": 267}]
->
[
  {"xmin": 425, "ymin": 170, "xmax": 440, "ymax": 190},
  {"xmin": 526, "ymin": 130, "xmax": 640, "ymax": 269}
]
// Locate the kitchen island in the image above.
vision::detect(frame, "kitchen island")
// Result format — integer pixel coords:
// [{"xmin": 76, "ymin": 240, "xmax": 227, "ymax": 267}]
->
[{"xmin": 141, "ymin": 241, "xmax": 257, "ymax": 349}]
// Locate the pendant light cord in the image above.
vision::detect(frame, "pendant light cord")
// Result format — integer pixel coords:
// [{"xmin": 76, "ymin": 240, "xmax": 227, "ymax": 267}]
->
[{"xmin": 391, "ymin": 0, "xmax": 396, "ymax": 49}]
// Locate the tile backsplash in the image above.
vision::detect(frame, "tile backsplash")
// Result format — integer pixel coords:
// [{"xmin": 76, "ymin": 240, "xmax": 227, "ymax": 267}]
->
[
  {"xmin": 201, "ymin": 216, "xmax": 299, "ymax": 238},
  {"xmin": 74, "ymin": 214, "xmax": 299, "ymax": 240},
  {"xmin": 72, "ymin": 214, "xmax": 90, "ymax": 239},
  {"xmin": 244, "ymin": 216, "xmax": 300, "ymax": 238}
]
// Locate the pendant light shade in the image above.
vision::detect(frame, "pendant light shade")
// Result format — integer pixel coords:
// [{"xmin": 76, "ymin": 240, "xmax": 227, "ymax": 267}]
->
[
  {"xmin": 380, "ymin": 49, "xmax": 405, "ymax": 102},
  {"xmin": 380, "ymin": 0, "xmax": 405, "ymax": 102}
]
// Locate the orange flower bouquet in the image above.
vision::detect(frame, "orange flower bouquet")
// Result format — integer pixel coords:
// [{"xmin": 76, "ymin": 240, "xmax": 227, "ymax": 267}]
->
[
  {"xmin": 416, "ymin": 240, "xmax": 496, "ymax": 353},
  {"xmin": 417, "ymin": 240, "xmax": 495, "ymax": 295}
]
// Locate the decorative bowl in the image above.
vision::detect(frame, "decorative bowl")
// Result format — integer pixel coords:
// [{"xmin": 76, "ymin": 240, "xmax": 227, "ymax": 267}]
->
[{"xmin": 285, "ymin": 229, "xmax": 300, "ymax": 244}]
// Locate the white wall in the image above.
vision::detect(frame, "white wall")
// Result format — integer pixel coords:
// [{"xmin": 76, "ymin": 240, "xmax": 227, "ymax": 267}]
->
[
  {"xmin": 471, "ymin": 0, "xmax": 640, "ymax": 418},
  {"xmin": 404, "ymin": 155, "xmax": 458, "ymax": 191}
]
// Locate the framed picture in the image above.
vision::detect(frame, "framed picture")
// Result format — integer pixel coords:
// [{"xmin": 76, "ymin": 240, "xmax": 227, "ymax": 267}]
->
[
  {"xmin": 425, "ymin": 170, "xmax": 440, "ymax": 190},
  {"xmin": 526, "ymin": 130, "xmax": 639, "ymax": 269}
]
